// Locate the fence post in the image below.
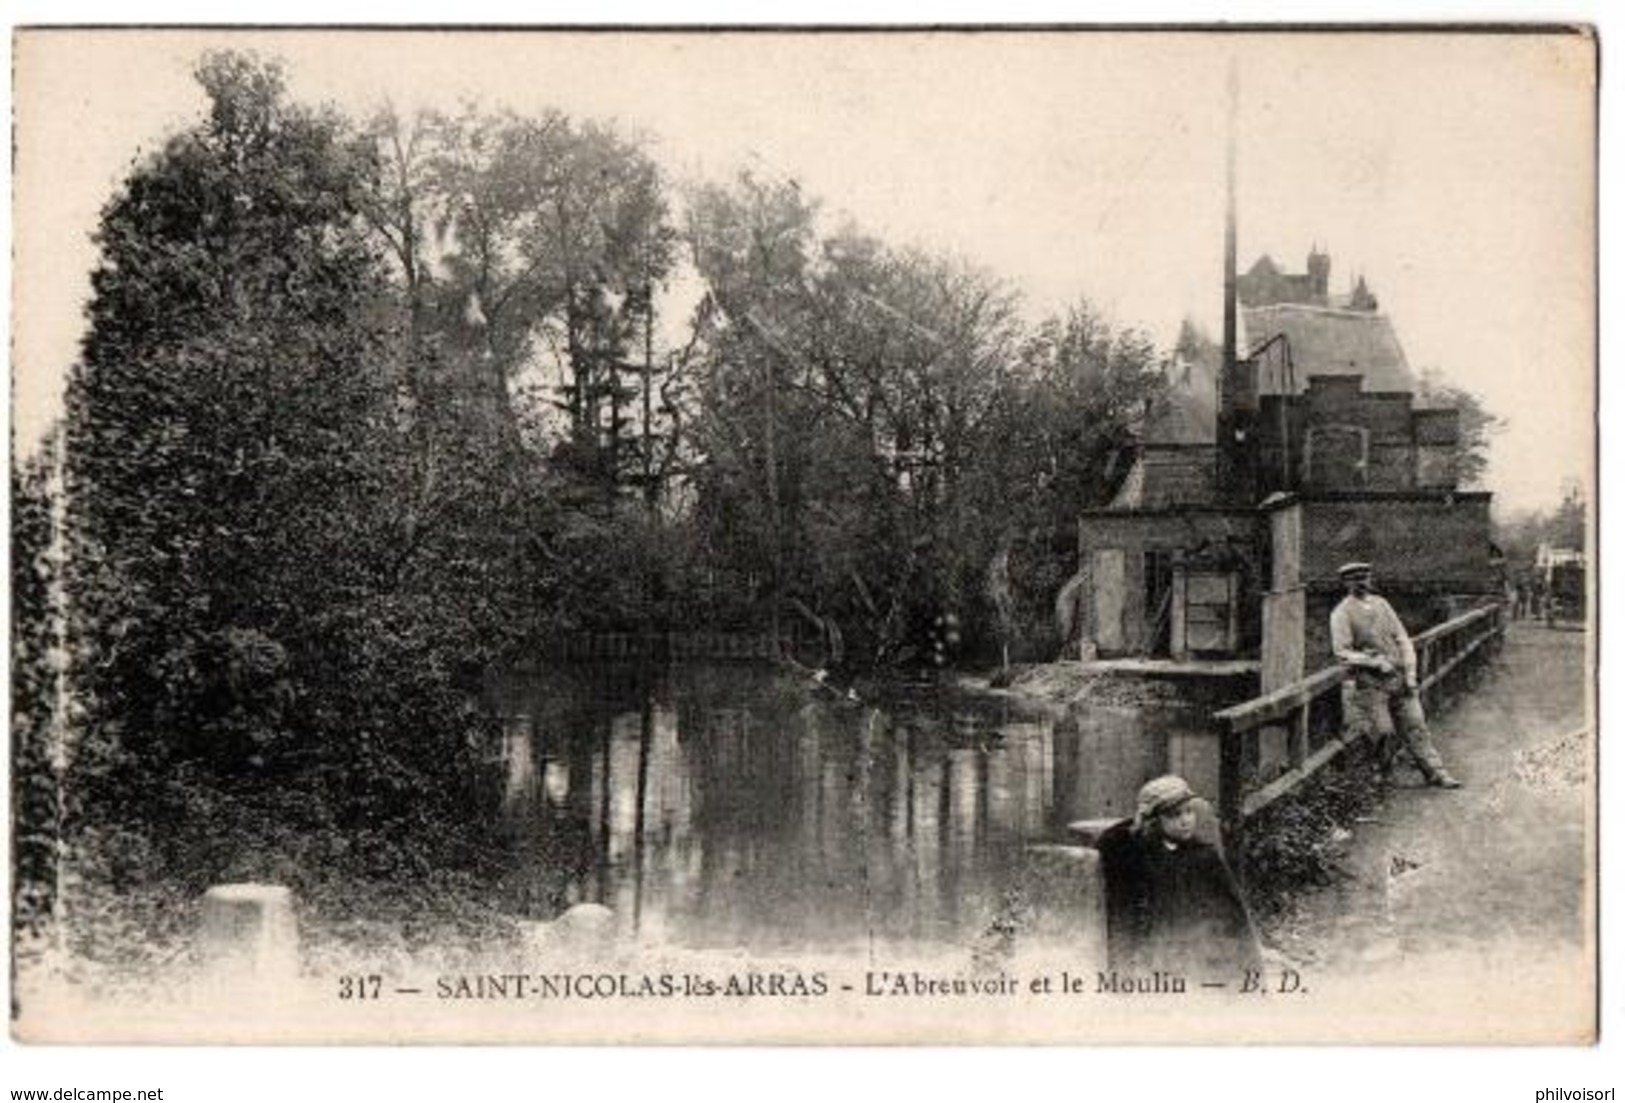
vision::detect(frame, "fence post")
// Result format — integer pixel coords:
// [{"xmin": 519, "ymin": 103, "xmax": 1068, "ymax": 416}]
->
[
  {"xmin": 1217, "ymin": 722, "xmax": 1246, "ymax": 881},
  {"xmin": 1289, "ymin": 702, "xmax": 1310, "ymax": 768}
]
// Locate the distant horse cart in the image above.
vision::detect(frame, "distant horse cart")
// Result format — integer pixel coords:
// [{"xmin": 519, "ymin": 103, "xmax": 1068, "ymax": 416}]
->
[{"xmin": 1536, "ymin": 546, "xmax": 1585, "ymax": 628}]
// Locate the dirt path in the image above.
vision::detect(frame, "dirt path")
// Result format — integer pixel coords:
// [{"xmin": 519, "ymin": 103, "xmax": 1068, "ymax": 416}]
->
[{"xmin": 1270, "ymin": 620, "xmax": 1590, "ymax": 972}]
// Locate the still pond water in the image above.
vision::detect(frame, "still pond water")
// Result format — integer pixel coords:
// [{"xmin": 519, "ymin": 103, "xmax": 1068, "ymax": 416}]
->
[{"xmin": 486, "ymin": 664, "xmax": 1209, "ymax": 955}]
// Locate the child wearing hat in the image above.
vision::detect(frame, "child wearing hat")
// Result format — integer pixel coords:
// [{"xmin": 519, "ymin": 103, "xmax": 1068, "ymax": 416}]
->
[
  {"xmin": 1096, "ymin": 775, "xmax": 1262, "ymax": 978},
  {"xmin": 1330, "ymin": 561, "xmax": 1463, "ymax": 788}
]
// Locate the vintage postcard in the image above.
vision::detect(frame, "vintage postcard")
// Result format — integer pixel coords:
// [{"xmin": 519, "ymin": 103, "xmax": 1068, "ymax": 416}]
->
[{"xmin": 9, "ymin": 26, "xmax": 1597, "ymax": 1044}]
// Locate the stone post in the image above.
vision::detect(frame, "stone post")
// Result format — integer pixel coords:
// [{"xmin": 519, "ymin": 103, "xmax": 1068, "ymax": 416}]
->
[{"xmin": 198, "ymin": 883, "xmax": 299, "ymax": 984}]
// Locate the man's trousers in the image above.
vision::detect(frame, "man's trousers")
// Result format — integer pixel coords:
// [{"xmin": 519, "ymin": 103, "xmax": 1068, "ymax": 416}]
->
[{"xmin": 1349, "ymin": 683, "xmax": 1447, "ymax": 781}]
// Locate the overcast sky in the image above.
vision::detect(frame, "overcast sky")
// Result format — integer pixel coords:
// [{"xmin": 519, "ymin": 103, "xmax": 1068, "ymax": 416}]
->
[{"xmin": 12, "ymin": 29, "xmax": 1594, "ymax": 514}]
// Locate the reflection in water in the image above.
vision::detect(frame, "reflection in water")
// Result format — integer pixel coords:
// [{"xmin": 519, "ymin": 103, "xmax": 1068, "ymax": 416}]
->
[{"xmin": 486, "ymin": 665, "xmax": 1205, "ymax": 954}]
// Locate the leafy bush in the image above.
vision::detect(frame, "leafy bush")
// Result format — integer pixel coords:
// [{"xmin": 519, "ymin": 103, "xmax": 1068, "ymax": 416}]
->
[{"xmin": 1240, "ymin": 748, "xmax": 1385, "ymax": 922}]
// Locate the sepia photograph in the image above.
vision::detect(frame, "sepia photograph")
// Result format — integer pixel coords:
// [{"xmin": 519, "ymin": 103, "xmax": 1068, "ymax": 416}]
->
[{"xmin": 9, "ymin": 25, "xmax": 1597, "ymax": 1047}]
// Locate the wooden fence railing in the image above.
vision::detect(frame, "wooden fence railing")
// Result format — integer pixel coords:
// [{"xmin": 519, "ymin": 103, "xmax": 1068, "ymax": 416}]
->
[
  {"xmin": 1211, "ymin": 602, "xmax": 1506, "ymax": 840},
  {"xmin": 543, "ymin": 631, "xmax": 778, "ymax": 662},
  {"xmin": 541, "ymin": 625, "xmax": 825, "ymax": 664}
]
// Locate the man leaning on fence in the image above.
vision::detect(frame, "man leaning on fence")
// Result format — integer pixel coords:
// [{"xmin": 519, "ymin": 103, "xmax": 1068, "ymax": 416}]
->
[{"xmin": 1330, "ymin": 561, "xmax": 1464, "ymax": 789}]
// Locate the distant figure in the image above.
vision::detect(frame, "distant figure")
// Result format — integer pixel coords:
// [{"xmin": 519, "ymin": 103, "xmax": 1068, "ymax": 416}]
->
[
  {"xmin": 1096, "ymin": 776, "xmax": 1263, "ymax": 977},
  {"xmin": 1330, "ymin": 561, "xmax": 1463, "ymax": 788}
]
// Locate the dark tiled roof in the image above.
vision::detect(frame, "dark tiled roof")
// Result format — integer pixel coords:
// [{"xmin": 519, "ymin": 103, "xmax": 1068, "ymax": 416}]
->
[
  {"xmin": 1108, "ymin": 457, "xmax": 1146, "ymax": 508},
  {"xmin": 1106, "ymin": 447, "xmax": 1218, "ymax": 510},
  {"xmin": 1242, "ymin": 304, "xmax": 1416, "ymax": 394}
]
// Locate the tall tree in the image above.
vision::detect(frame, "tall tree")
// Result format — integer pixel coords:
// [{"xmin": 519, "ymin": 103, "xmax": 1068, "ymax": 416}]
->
[
  {"xmin": 62, "ymin": 52, "xmax": 495, "ymax": 896},
  {"xmin": 684, "ymin": 172, "xmax": 822, "ymax": 643},
  {"xmin": 408, "ymin": 108, "xmax": 677, "ymax": 485},
  {"xmin": 1416, "ymin": 368, "xmax": 1502, "ymax": 488},
  {"xmin": 965, "ymin": 303, "xmax": 1168, "ymax": 657}
]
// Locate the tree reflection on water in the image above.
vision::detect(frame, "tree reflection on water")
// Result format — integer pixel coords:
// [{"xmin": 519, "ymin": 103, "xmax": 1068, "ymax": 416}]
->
[{"xmin": 486, "ymin": 665, "xmax": 1202, "ymax": 955}]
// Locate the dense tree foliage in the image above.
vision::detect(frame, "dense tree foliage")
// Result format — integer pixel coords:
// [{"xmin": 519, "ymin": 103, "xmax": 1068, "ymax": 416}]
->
[
  {"xmin": 979, "ymin": 307, "xmax": 1168, "ymax": 655},
  {"xmin": 57, "ymin": 55, "xmax": 511, "ymax": 949},
  {"xmin": 677, "ymin": 174, "xmax": 1168, "ymax": 664},
  {"xmin": 10, "ymin": 440, "xmax": 62, "ymax": 951},
  {"xmin": 1496, "ymin": 482, "xmax": 1587, "ymax": 570},
  {"xmin": 1417, "ymin": 368, "xmax": 1502, "ymax": 489}
]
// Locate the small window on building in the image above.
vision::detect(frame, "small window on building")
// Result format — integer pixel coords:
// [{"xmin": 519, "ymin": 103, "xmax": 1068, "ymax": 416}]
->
[{"xmin": 1183, "ymin": 570, "xmax": 1238, "ymax": 654}]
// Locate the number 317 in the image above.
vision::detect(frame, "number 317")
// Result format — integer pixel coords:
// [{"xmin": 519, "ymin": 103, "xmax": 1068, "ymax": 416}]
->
[{"xmin": 338, "ymin": 975, "xmax": 382, "ymax": 1000}]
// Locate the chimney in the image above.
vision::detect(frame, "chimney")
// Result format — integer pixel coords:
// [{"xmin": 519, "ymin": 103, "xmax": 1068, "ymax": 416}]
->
[
  {"xmin": 1216, "ymin": 59, "xmax": 1258, "ymax": 503},
  {"xmin": 1222, "ymin": 61, "xmax": 1237, "ymax": 395}
]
